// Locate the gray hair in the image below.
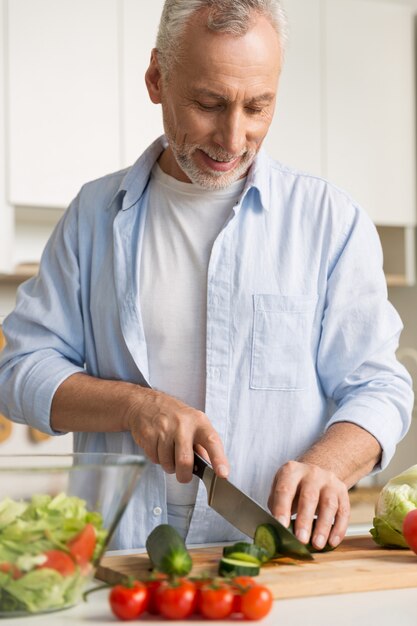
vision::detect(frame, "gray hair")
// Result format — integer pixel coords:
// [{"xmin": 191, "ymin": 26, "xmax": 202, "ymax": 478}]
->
[{"xmin": 156, "ymin": 0, "xmax": 288, "ymax": 80}]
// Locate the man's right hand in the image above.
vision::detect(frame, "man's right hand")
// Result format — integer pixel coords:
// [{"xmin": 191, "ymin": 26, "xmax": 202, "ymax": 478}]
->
[{"xmin": 124, "ymin": 387, "xmax": 229, "ymax": 483}]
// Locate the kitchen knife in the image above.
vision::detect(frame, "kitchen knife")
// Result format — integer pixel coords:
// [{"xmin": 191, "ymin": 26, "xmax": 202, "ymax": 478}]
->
[{"xmin": 193, "ymin": 451, "xmax": 313, "ymax": 561}]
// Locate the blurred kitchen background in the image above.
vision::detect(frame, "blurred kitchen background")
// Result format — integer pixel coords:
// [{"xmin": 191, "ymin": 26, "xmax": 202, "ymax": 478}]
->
[{"xmin": 0, "ymin": 0, "xmax": 416, "ymax": 510}]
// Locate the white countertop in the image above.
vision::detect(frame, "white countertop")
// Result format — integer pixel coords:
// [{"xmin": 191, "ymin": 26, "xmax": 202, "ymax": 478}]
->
[{"xmin": 7, "ymin": 585, "xmax": 417, "ymax": 626}]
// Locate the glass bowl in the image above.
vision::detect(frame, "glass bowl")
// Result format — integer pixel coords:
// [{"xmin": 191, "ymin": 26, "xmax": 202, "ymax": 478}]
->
[{"xmin": 0, "ymin": 453, "xmax": 146, "ymax": 617}]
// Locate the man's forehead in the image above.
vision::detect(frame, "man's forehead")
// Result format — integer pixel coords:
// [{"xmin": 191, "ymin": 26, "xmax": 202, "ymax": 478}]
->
[{"xmin": 190, "ymin": 87, "xmax": 276, "ymax": 104}]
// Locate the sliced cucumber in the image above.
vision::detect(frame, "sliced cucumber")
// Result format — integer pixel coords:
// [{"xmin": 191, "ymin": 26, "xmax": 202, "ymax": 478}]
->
[
  {"xmin": 218, "ymin": 557, "xmax": 260, "ymax": 577},
  {"xmin": 223, "ymin": 542, "xmax": 269, "ymax": 564},
  {"xmin": 146, "ymin": 524, "xmax": 192, "ymax": 576},
  {"xmin": 254, "ymin": 523, "xmax": 281, "ymax": 559}
]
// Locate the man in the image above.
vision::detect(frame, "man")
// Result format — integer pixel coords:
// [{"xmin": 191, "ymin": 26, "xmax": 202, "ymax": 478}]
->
[{"xmin": 0, "ymin": 0, "xmax": 413, "ymax": 551}]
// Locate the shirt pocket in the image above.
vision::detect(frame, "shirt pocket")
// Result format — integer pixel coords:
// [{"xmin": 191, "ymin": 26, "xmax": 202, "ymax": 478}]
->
[{"xmin": 250, "ymin": 294, "xmax": 318, "ymax": 391}]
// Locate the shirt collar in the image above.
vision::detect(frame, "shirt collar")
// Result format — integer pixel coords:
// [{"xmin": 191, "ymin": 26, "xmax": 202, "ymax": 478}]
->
[
  {"xmin": 242, "ymin": 148, "xmax": 271, "ymax": 212},
  {"xmin": 111, "ymin": 135, "xmax": 271, "ymax": 212},
  {"xmin": 110, "ymin": 136, "xmax": 168, "ymax": 211}
]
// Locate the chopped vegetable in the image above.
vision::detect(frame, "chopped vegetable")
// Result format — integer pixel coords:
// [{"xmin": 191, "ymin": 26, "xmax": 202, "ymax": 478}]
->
[
  {"xmin": 223, "ymin": 541, "xmax": 269, "ymax": 564},
  {"xmin": 218, "ymin": 557, "xmax": 260, "ymax": 577},
  {"xmin": 254, "ymin": 523, "xmax": 281, "ymax": 559},
  {"xmin": 145, "ymin": 524, "xmax": 192, "ymax": 577}
]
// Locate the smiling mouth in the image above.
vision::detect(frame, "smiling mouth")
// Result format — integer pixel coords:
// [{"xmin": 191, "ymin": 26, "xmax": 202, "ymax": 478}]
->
[{"xmin": 198, "ymin": 150, "xmax": 242, "ymax": 172}]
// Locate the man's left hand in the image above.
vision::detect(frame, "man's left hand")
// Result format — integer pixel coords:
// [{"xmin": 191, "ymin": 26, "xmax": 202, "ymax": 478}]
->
[{"xmin": 267, "ymin": 460, "xmax": 350, "ymax": 550}]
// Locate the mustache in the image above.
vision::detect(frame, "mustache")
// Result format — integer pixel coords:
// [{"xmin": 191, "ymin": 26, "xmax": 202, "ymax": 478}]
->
[{"xmin": 199, "ymin": 147, "xmax": 251, "ymax": 162}]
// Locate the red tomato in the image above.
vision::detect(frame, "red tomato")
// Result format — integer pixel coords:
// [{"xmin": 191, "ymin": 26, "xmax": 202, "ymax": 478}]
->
[
  {"xmin": 231, "ymin": 576, "xmax": 258, "ymax": 613},
  {"xmin": 198, "ymin": 584, "xmax": 235, "ymax": 620},
  {"xmin": 0, "ymin": 563, "xmax": 22, "ymax": 580},
  {"xmin": 240, "ymin": 584, "xmax": 273, "ymax": 620},
  {"xmin": 68, "ymin": 523, "xmax": 96, "ymax": 565},
  {"xmin": 146, "ymin": 573, "xmax": 168, "ymax": 615},
  {"xmin": 109, "ymin": 581, "xmax": 149, "ymax": 621},
  {"xmin": 38, "ymin": 550, "xmax": 76, "ymax": 576},
  {"xmin": 403, "ymin": 509, "xmax": 417, "ymax": 553},
  {"xmin": 155, "ymin": 578, "xmax": 197, "ymax": 620},
  {"xmin": 231, "ymin": 576, "xmax": 258, "ymax": 590},
  {"xmin": 233, "ymin": 591, "xmax": 243, "ymax": 614}
]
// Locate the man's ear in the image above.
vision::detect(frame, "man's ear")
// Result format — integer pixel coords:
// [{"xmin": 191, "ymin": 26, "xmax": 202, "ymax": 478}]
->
[{"xmin": 145, "ymin": 49, "xmax": 163, "ymax": 104}]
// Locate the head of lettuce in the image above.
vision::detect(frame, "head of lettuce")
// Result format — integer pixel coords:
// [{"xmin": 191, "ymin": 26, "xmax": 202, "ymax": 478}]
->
[{"xmin": 370, "ymin": 464, "xmax": 417, "ymax": 548}]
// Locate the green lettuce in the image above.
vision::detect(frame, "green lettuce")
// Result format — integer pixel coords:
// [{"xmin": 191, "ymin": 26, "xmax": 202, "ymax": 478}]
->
[
  {"xmin": 0, "ymin": 493, "xmax": 107, "ymax": 614},
  {"xmin": 370, "ymin": 464, "xmax": 417, "ymax": 548},
  {"xmin": 0, "ymin": 498, "xmax": 28, "ymax": 530}
]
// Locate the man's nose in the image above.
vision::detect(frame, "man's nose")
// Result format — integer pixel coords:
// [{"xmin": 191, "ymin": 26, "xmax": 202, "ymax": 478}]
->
[{"xmin": 214, "ymin": 109, "xmax": 247, "ymax": 155}]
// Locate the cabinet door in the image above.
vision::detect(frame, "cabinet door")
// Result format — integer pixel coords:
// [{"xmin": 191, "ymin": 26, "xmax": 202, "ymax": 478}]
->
[
  {"xmin": 7, "ymin": 0, "xmax": 121, "ymax": 208},
  {"xmin": 121, "ymin": 0, "xmax": 165, "ymax": 167},
  {"xmin": 324, "ymin": 0, "xmax": 416, "ymax": 226},
  {"xmin": 0, "ymin": 0, "xmax": 14, "ymax": 272},
  {"xmin": 264, "ymin": 0, "xmax": 322, "ymax": 175}
]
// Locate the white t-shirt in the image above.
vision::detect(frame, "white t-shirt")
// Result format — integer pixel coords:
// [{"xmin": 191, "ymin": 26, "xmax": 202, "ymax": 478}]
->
[{"xmin": 139, "ymin": 163, "xmax": 245, "ymax": 536}]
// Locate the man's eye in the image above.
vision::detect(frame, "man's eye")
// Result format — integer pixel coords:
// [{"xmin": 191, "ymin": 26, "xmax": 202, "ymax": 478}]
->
[
  {"xmin": 198, "ymin": 102, "xmax": 221, "ymax": 111},
  {"xmin": 246, "ymin": 107, "xmax": 263, "ymax": 115}
]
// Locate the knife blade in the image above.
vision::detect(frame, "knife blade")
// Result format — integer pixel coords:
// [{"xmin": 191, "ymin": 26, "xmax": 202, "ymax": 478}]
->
[{"xmin": 193, "ymin": 451, "xmax": 313, "ymax": 561}]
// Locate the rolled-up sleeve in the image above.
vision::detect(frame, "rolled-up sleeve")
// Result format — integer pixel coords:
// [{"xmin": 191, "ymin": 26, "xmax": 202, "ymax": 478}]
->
[
  {"xmin": 0, "ymin": 195, "xmax": 86, "ymax": 435},
  {"xmin": 317, "ymin": 207, "xmax": 414, "ymax": 470}
]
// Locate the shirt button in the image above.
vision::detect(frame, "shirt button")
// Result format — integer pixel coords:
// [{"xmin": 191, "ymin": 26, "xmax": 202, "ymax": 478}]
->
[
  {"xmin": 153, "ymin": 506, "xmax": 162, "ymax": 516},
  {"xmin": 213, "ymin": 368, "xmax": 221, "ymax": 381}
]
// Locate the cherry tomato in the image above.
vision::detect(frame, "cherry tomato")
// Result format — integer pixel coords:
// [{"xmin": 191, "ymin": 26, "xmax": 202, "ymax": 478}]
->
[
  {"xmin": 0, "ymin": 562, "xmax": 22, "ymax": 579},
  {"xmin": 240, "ymin": 584, "xmax": 273, "ymax": 620},
  {"xmin": 403, "ymin": 509, "xmax": 417, "ymax": 553},
  {"xmin": 146, "ymin": 573, "xmax": 168, "ymax": 615},
  {"xmin": 155, "ymin": 578, "xmax": 197, "ymax": 620},
  {"xmin": 231, "ymin": 576, "xmax": 258, "ymax": 589},
  {"xmin": 109, "ymin": 581, "xmax": 149, "ymax": 621},
  {"xmin": 230, "ymin": 576, "xmax": 258, "ymax": 613},
  {"xmin": 38, "ymin": 550, "xmax": 75, "ymax": 576},
  {"xmin": 198, "ymin": 584, "xmax": 235, "ymax": 619},
  {"xmin": 68, "ymin": 523, "xmax": 96, "ymax": 565}
]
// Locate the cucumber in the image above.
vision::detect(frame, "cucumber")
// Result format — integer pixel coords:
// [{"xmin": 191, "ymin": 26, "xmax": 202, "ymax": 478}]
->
[
  {"xmin": 254, "ymin": 523, "xmax": 281, "ymax": 559},
  {"xmin": 223, "ymin": 542, "xmax": 269, "ymax": 564},
  {"xmin": 218, "ymin": 557, "xmax": 260, "ymax": 577},
  {"xmin": 145, "ymin": 524, "xmax": 192, "ymax": 576},
  {"xmin": 307, "ymin": 542, "xmax": 335, "ymax": 553}
]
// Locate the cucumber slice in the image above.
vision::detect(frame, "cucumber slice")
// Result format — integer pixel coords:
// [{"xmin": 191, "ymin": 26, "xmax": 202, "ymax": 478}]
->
[
  {"xmin": 223, "ymin": 542, "xmax": 269, "ymax": 564},
  {"xmin": 218, "ymin": 557, "xmax": 260, "ymax": 577},
  {"xmin": 254, "ymin": 523, "xmax": 281, "ymax": 559},
  {"xmin": 224, "ymin": 552, "xmax": 262, "ymax": 565}
]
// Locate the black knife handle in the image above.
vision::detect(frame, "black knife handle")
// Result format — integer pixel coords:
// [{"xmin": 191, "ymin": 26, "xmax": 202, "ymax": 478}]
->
[{"xmin": 193, "ymin": 451, "xmax": 211, "ymax": 479}]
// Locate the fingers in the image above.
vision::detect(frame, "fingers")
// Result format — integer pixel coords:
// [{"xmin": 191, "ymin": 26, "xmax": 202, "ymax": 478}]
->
[
  {"xmin": 129, "ymin": 389, "xmax": 229, "ymax": 481},
  {"xmin": 268, "ymin": 461, "xmax": 349, "ymax": 549},
  {"xmin": 196, "ymin": 430, "xmax": 229, "ymax": 479},
  {"xmin": 267, "ymin": 461, "xmax": 299, "ymax": 529},
  {"xmin": 174, "ymin": 429, "xmax": 196, "ymax": 483}
]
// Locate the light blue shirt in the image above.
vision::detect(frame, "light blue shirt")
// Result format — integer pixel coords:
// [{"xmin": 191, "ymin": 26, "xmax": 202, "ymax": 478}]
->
[{"xmin": 0, "ymin": 136, "xmax": 413, "ymax": 548}]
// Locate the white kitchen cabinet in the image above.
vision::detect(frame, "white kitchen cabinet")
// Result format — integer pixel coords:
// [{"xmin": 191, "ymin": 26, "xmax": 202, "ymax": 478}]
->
[
  {"xmin": 324, "ymin": 0, "xmax": 416, "ymax": 227},
  {"xmin": 265, "ymin": 0, "xmax": 323, "ymax": 175},
  {"xmin": 7, "ymin": 0, "xmax": 121, "ymax": 208},
  {"xmin": 0, "ymin": 0, "xmax": 416, "ymax": 284},
  {"xmin": 0, "ymin": 0, "xmax": 14, "ymax": 273}
]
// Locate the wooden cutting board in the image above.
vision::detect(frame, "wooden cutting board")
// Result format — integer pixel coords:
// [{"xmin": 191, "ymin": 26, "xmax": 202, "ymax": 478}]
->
[{"xmin": 96, "ymin": 536, "xmax": 417, "ymax": 599}]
